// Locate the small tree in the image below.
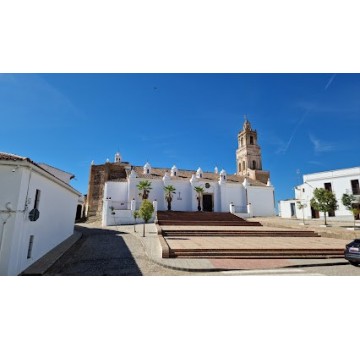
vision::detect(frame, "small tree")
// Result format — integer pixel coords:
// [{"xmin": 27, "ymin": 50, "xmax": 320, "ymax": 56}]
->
[
  {"xmin": 132, "ymin": 210, "xmax": 139, "ymax": 232},
  {"xmin": 137, "ymin": 180, "xmax": 152, "ymax": 200},
  {"xmin": 297, "ymin": 201, "xmax": 307, "ymax": 225},
  {"xmin": 194, "ymin": 186, "xmax": 204, "ymax": 211},
  {"xmin": 342, "ymin": 193, "xmax": 360, "ymax": 229},
  {"xmin": 310, "ymin": 188, "xmax": 338, "ymax": 225},
  {"xmin": 139, "ymin": 199, "xmax": 154, "ymax": 237},
  {"xmin": 164, "ymin": 185, "xmax": 176, "ymax": 211}
]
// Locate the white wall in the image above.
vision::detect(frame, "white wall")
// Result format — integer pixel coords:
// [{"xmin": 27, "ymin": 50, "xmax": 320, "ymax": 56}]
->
[
  {"xmin": 105, "ymin": 182, "xmax": 128, "ymax": 209},
  {"xmin": 164, "ymin": 179, "xmax": 192, "ymax": 211},
  {"xmin": 279, "ymin": 200, "xmax": 302, "ymax": 219},
  {"xmin": 219, "ymin": 183, "xmax": 246, "ymax": 212},
  {"xmin": 280, "ymin": 167, "xmax": 360, "ymax": 220},
  {"xmin": 247, "ymin": 186, "xmax": 275, "ymax": 216},
  {"xmin": 0, "ymin": 164, "xmax": 79, "ymax": 276}
]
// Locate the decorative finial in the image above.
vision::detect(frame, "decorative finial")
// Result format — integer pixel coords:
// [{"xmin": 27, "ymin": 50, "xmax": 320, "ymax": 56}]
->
[{"xmin": 243, "ymin": 115, "xmax": 251, "ymax": 131}]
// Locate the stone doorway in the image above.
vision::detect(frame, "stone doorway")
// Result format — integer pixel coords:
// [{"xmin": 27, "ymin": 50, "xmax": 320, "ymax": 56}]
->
[{"xmin": 202, "ymin": 194, "xmax": 213, "ymax": 212}]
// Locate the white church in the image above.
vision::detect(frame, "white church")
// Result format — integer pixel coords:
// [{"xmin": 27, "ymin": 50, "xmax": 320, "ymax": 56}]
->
[{"xmin": 86, "ymin": 119, "xmax": 276, "ymax": 226}]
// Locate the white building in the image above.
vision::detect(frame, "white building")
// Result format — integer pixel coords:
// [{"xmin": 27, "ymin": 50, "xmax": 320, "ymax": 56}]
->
[
  {"xmin": 88, "ymin": 119, "xmax": 276, "ymax": 226},
  {"xmin": 279, "ymin": 167, "xmax": 360, "ymax": 220},
  {"xmin": 0, "ymin": 152, "xmax": 81, "ymax": 276}
]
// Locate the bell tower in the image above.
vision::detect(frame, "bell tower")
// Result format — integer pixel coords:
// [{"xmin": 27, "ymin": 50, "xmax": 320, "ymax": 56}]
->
[{"xmin": 236, "ymin": 116, "xmax": 264, "ymax": 177}]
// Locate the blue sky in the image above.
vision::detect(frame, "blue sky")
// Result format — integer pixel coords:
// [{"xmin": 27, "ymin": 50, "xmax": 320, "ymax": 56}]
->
[{"xmin": 1, "ymin": 73, "xmax": 360, "ymax": 204}]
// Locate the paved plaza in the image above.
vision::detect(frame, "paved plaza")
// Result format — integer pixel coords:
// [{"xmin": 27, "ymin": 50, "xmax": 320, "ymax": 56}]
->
[{"xmin": 22, "ymin": 215, "xmax": 360, "ymax": 276}]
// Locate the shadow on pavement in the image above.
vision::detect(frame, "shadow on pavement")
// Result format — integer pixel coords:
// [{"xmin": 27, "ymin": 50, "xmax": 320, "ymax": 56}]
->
[{"xmin": 45, "ymin": 225, "xmax": 143, "ymax": 276}]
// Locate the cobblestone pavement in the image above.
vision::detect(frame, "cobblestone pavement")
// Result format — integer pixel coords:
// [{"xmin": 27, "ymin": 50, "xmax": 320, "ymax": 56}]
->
[{"xmin": 44, "ymin": 225, "xmax": 194, "ymax": 276}]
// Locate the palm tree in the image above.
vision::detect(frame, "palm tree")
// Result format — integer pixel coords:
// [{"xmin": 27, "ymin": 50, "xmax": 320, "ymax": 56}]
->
[
  {"xmin": 136, "ymin": 180, "xmax": 152, "ymax": 200},
  {"xmin": 194, "ymin": 186, "xmax": 204, "ymax": 211},
  {"xmin": 164, "ymin": 185, "xmax": 176, "ymax": 211}
]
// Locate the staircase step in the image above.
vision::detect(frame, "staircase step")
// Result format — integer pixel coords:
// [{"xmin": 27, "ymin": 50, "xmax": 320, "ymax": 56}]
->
[
  {"xmin": 163, "ymin": 231, "xmax": 319, "ymax": 237},
  {"xmin": 157, "ymin": 211, "xmax": 262, "ymax": 227},
  {"xmin": 169, "ymin": 248, "xmax": 344, "ymax": 259}
]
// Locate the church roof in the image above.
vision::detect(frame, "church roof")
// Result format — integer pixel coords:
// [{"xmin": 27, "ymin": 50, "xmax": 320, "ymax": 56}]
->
[{"xmin": 125, "ymin": 165, "xmax": 267, "ymax": 186}]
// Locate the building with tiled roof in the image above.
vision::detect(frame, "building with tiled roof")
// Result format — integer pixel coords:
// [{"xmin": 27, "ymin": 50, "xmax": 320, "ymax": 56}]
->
[
  {"xmin": 0, "ymin": 152, "xmax": 81, "ymax": 275},
  {"xmin": 86, "ymin": 119, "xmax": 276, "ymax": 226}
]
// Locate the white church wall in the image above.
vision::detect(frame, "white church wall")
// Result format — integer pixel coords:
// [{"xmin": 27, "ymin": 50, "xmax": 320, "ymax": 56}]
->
[
  {"xmin": 103, "ymin": 204, "xmax": 148, "ymax": 226},
  {"xmin": 146, "ymin": 179, "xmax": 166, "ymax": 211},
  {"xmin": 247, "ymin": 186, "xmax": 275, "ymax": 217},
  {"xmin": 213, "ymin": 183, "xmax": 221, "ymax": 212},
  {"xmin": 105, "ymin": 182, "xmax": 128, "ymax": 209},
  {"xmin": 219, "ymin": 183, "xmax": 245, "ymax": 212},
  {"xmin": 191, "ymin": 179, "xmax": 218, "ymax": 211},
  {"xmin": 168, "ymin": 180, "xmax": 192, "ymax": 211}
]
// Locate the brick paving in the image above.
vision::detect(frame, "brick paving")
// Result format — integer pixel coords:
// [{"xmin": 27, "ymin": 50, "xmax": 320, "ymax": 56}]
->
[
  {"xmin": 164, "ymin": 235, "xmax": 348, "ymax": 250},
  {"xmin": 209, "ymin": 259, "xmax": 293, "ymax": 270}
]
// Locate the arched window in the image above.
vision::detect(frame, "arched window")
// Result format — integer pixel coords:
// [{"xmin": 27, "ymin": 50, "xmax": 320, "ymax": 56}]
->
[
  {"xmin": 250, "ymin": 136, "xmax": 254, "ymax": 145},
  {"xmin": 239, "ymin": 163, "xmax": 241, "ymax": 172},
  {"xmin": 242, "ymin": 161, "xmax": 246, "ymax": 171},
  {"xmin": 147, "ymin": 169, "xmax": 149, "ymax": 174},
  {"xmin": 252, "ymin": 160, "xmax": 256, "ymax": 170}
]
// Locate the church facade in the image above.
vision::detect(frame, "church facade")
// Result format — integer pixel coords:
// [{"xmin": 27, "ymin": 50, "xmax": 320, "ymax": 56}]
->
[{"xmin": 86, "ymin": 119, "xmax": 276, "ymax": 226}]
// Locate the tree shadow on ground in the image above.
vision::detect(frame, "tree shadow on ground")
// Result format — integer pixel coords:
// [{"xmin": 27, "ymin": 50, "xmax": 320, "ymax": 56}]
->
[{"xmin": 45, "ymin": 225, "xmax": 143, "ymax": 276}]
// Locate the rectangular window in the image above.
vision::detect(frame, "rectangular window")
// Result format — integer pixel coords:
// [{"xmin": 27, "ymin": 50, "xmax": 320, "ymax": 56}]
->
[
  {"xmin": 324, "ymin": 183, "xmax": 332, "ymax": 192},
  {"xmin": 34, "ymin": 189, "xmax": 41, "ymax": 210},
  {"xmin": 27, "ymin": 235, "xmax": 34, "ymax": 259},
  {"xmin": 351, "ymin": 180, "xmax": 360, "ymax": 195}
]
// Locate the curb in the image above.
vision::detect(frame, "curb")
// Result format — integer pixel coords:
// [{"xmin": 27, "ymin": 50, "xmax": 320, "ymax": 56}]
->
[{"xmin": 21, "ymin": 230, "xmax": 83, "ymax": 276}]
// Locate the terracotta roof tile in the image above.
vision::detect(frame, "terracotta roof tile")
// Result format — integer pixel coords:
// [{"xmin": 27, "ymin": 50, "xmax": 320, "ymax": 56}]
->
[
  {"xmin": 131, "ymin": 166, "xmax": 266, "ymax": 186},
  {"xmin": 0, "ymin": 152, "xmax": 81, "ymax": 193},
  {"xmin": 0, "ymin": 152, "xmax": 28, "ymax": 161}
]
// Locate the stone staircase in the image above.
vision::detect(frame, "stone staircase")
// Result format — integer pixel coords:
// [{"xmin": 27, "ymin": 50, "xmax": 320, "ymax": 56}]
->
[
  {"xmin": 156, "ymin": 211, "xmax": 344, "ymax": 259},
  {"xmin": 157, "ymin": 211, "xmax": 262, "ymax": 227}
]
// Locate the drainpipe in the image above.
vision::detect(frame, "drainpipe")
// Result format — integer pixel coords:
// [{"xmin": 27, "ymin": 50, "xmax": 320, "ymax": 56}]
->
[{"xmin": 0, "ymin": 203, "xmax": 14, "ymax": 261}]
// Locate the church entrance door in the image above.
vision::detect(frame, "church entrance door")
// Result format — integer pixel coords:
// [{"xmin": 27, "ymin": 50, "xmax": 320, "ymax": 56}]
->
[
  {"xmin": 203, "ymin": 194, "xmax": 213, "ymax": 212},
  {"xmin": 311, "ymin": 206, "xmax": 320, "ymax": 219}
]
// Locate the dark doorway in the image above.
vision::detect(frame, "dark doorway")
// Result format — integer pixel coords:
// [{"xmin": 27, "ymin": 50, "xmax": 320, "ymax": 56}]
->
[
  {"xmin": 203, "ymin": 194, "xmax": 213, "ymax": 212},
  {"xmin": 311, "ymin": 206, "xmax": 320, "ymax": 219},
  {"xmin": 290, "ymin": 203, "xmax": 296, "ymax": 217},
  {"xmin": 76, "ymin": 205, "xmax": 82, "ymax": 220}
]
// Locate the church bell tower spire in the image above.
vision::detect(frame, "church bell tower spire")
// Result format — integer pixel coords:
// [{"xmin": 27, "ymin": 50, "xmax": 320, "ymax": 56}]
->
[{"xmin": 236, "ymin": 116, "xmax": 263, "ymax": 176}]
